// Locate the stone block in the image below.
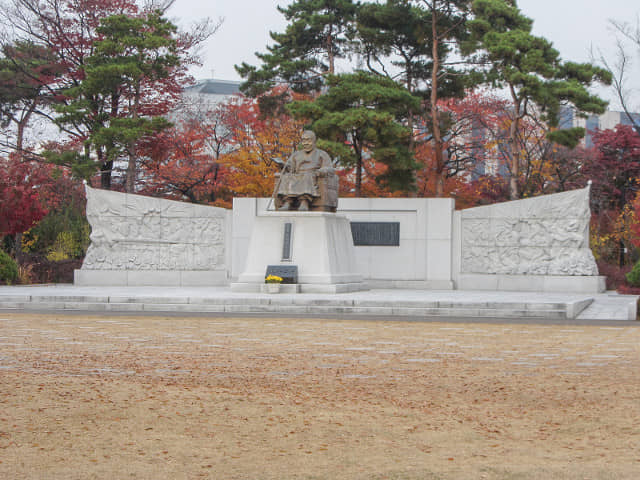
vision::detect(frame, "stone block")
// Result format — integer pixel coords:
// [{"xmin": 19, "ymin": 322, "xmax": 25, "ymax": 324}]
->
[
  {"xmin": 259, "ymin": 283, "xmax": 301, "ymax": 294},
  {"xmin": 426, "ymin": 239, "xmax": 452, "ymax": 282},
  {"xmin": 137, "ymin": 296, "xmax": 189, "ymax": 305},
  {"xmin": 457, "ymin": 274, "xmax": 499, "ymax": 290},
  {"xmin": 497, "ymin": 275, "xmax": 545, "ymax": 291},
  {"xmin": 564, "ymin": 299, "xmax": 594, "ymax": 319},
  {"xmin": 74, "ymin": 270, "xmax": 128, "ymax": 286},
  {"xmin": 127, "ymin": 271, "xmax": 180, "ymax": 286},
  {"xmin": 180, "ymin": 270, "xmax": 228, "ymax": 286},
  {"xmin": 426, "ymin": 198, "xmax": 454, "ymax": 240},
  {"xmin": 64, "ymin": 302, "xmax": 107, "ymax": 311},
  {"xmin": 105, "ymin": 303, "xmax": 145, "ymax": 312},
  {"xmin": 299, "ymin": 283, "xmax": 368, "ymax": 294},
  {"xmin": 543, "ymin": 276, "xmax": 606, "ymax": 293}
]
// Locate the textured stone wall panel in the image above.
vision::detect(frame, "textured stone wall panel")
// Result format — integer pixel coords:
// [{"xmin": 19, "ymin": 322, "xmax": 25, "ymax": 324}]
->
[
  {"xmin": 460, "ymin": 187, "xmax": 598, "ymax": 276},
  {"xmin": 81, "ymin": 186, "xmax": 228, "ymax": 271}
]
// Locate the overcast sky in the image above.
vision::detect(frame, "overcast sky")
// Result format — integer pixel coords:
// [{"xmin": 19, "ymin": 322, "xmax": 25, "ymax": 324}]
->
[{"xmin": 168, "ymin": 0, "xmax": 640, "ymax": 111}]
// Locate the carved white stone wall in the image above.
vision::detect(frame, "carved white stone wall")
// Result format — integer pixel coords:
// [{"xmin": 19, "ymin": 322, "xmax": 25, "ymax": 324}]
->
[
  {"xmin": 76, "ymin": 186, "xmax": 230, "ymax": 285},
  {"xmin": 459, "ymin": 187, "xmax": 598, "ymax": 276}
]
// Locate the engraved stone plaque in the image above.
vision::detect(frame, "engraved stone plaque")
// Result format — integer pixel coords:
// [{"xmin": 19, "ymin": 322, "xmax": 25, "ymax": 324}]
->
[
  {"xmin": 350, "ymin": 222, "xmax": 400, "ymax": 246},
  {"xmin": 266, "ymin": 265, "xmax": 298, "ymax": 284},
  {"xmin": 282, "ymin": 222, "xmax": 293, "ymax": 261}
]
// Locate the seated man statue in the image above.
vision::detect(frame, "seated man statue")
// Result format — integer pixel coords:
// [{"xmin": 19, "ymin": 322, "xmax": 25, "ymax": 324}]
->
[{"xmin": 274, "ymin": 130, "xmax": 337, "ymax": 212}]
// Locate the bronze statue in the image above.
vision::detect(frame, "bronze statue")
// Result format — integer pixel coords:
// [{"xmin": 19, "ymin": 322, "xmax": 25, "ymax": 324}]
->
[{"xmin": 273, "ymin": 130, "xmax": 338, "ymax": 212}]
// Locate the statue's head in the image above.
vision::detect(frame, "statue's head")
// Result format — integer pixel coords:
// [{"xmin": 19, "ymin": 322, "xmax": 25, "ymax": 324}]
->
[{"xmin": 301, "ymin": 130, "xmax": 316, "ymax": 153}]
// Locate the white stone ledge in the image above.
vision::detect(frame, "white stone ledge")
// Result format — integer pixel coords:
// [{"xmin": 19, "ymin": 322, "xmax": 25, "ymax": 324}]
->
[{"xmin": 457, "ymin": 274, "xmax": 606, "ymax": 294}]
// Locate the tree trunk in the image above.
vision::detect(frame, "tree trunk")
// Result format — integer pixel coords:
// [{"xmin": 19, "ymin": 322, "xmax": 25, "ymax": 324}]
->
[
  {"xmin": 14, "ymin": 233, "xmax": 23, "ymax": 265},
  {"xmin": 16, "ymin": 122, "xmax": 26, "ymax": 161},
  {"xmin": 15, "ymin": 102, "xmax": 36, "ymax": 161},
  {"xmin": 125, "ymin": 154, "xmax": 136, "ymax": 193},
  {"xmin": 508, "ymin": 90, "xmax": 521, "ymax": 200},
  {"xmin": 98, "ymin": 147, "xmax": 112, "ymax": 189},
  {"xmin": 430, "ymin": 5, "xmax": 445, "ymax": 198},
  {"xmin": 101, "ymin": 162, "xmax": 112, "ymax": 189},
  {"xmin": 327, "ymin": 27, "xmax": 335, "ymax": 74},
  {"xmin": 507, "ymin": 126, "xmax": 520, "ymax": 200},
  {"xmin": 125, "ymin": 85, "xmax": 141, "ymax": 193},
  {"xmin": 619, "ymin": 239, "xmax": 626, "ymax": 268},
  {"xmin": 355, "ymin": 155, "xmax": 362, "ymax": 198},
  {"xmin": 406, "ymin": 71, "xmax": 417, "ymax": 197}
]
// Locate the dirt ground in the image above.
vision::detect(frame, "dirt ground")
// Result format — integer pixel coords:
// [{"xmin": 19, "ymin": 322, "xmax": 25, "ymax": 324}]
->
[{"xmin": 1, "ymin": 313, "xmax": 639, "ymax": 480}]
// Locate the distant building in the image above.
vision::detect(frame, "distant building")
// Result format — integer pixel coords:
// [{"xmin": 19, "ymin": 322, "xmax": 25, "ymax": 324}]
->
[
  {"xmin": 182, "ymin": 78, "xmax": 242, "ymax": 104},
  {"xmin": 560, "ymin": 108, "xmax": 640, "ymax": 148},
  {"xmin": 170, "ymin": 78, "xmax": 243, "ymax": 123}
]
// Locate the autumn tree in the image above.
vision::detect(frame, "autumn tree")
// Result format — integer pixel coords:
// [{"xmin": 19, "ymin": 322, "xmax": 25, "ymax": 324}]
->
[
  {"xmin": 137, "ymin": 103, "xmax": 233, "ymax": 205},
  {"xmin": 586, "ymin": 125, "xmax": 640, "ymax": 212},
  {"xmin": 0, "ymin": 155, "xmax": 57, "ymax": 265},
  {"xmin": 414, "ymin": 90, "xmax": 497, "ymax": 197},
  {"xmin": 0, "ymin": 41, "xmax": 60, "ymax": 159},
  {"xmin": 417, "ymin": 0, "xmax": 477, "ymax": 196},
  {"xmin": 467, "ymin": 0, "xmax": 611, "ymax": 199},
  {"xmin": 217, "ymin": 93, "xmax": 306, "ymax": 199},
  {"xmin": 0, "ymin": 0, "xmax": 218, "ymax": 188},
  {"xmin": 352, "ymin": 0, "xmax": 477, "ymax": 196},
  {"xmin": 584, "ymin": 125, "xmax": 640, "ymax": 267},
  {"xmin": 0, "ymin": 0, "xmax": 141, "ymax": 185},
  {"xmin": 0, "ymin": 156, "xmax": 49, "ymax": 238}
]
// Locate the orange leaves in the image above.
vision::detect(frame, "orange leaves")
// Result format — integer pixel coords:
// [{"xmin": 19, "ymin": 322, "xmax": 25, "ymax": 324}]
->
[{"xmin": 216, "ymin": 95, "xmax": 305, "ymax": 199}]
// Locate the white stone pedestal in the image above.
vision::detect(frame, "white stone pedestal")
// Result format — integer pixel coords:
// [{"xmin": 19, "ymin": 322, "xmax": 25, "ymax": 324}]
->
[{"xmin": 231, "ymin": 211, "xmax": 366, "ymax": 293}]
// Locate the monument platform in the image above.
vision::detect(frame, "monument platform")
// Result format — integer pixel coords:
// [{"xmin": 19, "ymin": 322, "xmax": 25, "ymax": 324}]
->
[{"xmin": 0, "ymin": 285, "xmax": 636, "ymax": 321}]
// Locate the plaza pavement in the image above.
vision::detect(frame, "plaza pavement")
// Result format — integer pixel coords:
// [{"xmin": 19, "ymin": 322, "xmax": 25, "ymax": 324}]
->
[{"xmin": 0, "ymin": 284, "xmax": 637, "ymax": 322}]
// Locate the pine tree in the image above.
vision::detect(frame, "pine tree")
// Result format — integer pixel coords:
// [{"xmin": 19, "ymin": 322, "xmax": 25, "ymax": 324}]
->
[
  {"xmin": 467, "ymin": 0, "xmax": 611, "ymax": 199},
  {"xmin": 357, "ymin": 0, "xmax": 477, "ymax": 196},
  {"xmin": 54, "ymin": 11, "xmax": 181, "ymax": 192},
  {"xmin": 235, "ymin": 0, "xmax": 358, "ymax": 99},
  {"xmin": 288, "ymin": 71, "xmax": 421, "ymax": 196}
]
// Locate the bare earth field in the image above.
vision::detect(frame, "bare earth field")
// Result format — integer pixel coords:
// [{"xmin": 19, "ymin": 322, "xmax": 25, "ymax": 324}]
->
[{"xmin": 1, "ymin": 313, "xmax": 639, "ymax": 480}]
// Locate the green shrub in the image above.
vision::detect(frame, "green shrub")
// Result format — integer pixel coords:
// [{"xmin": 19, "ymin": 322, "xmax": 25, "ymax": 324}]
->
[
  {"xmin": 46, "ymin": 231, "xmax": 76, "ymax": 261},
  {"xmin": 25, "ymin": 204, "xmax": 90, "ymax": 259},
  {"xmin": 0, "ymin": 249, "xmax": 18, "ymax": 285},
  {"xmin": 625, "ymin": 260, "xmax": 640, "ymax": 287}
]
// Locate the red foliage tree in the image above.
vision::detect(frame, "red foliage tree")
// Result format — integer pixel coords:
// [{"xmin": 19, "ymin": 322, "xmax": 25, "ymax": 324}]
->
[
  {"xmin": 137, "ymin": 115, "xmax": 230, "ymax": 206},
  {"xmin": 414, "ymin": 91, "xmax": 506, "ymax": 199},
  {"xmin": 0, "ymin": 157, "xmax": 51, "ymax": 236},
  {"xmin": 585, "ymin": 125, "xmax": 640, "ymax": 212},
  {"xmin": 582, "ymin": 125, "xmax": 640, "ymax": 267}
]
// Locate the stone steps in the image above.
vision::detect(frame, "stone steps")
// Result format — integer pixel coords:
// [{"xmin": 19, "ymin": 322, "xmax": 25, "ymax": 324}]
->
[{"xmin": 0, "ymin": 293, "xmax": 591, "ymax": 319}]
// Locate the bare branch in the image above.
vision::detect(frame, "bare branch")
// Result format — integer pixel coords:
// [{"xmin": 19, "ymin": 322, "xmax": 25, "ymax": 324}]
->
[{"xmin": 592, "ymin": 29, "xmax": 640, "ymax": 134}]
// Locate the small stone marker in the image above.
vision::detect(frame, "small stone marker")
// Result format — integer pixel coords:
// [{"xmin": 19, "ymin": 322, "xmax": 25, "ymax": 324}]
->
[{"xmin": 265, "ymin": 265, "xmax": 298, "ymax": 284}]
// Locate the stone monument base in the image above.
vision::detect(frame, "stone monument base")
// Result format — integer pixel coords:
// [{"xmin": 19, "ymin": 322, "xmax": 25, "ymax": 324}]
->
[{"xmin": 230, "ymin": 211, "xmax": 367, "ymax": 294}]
